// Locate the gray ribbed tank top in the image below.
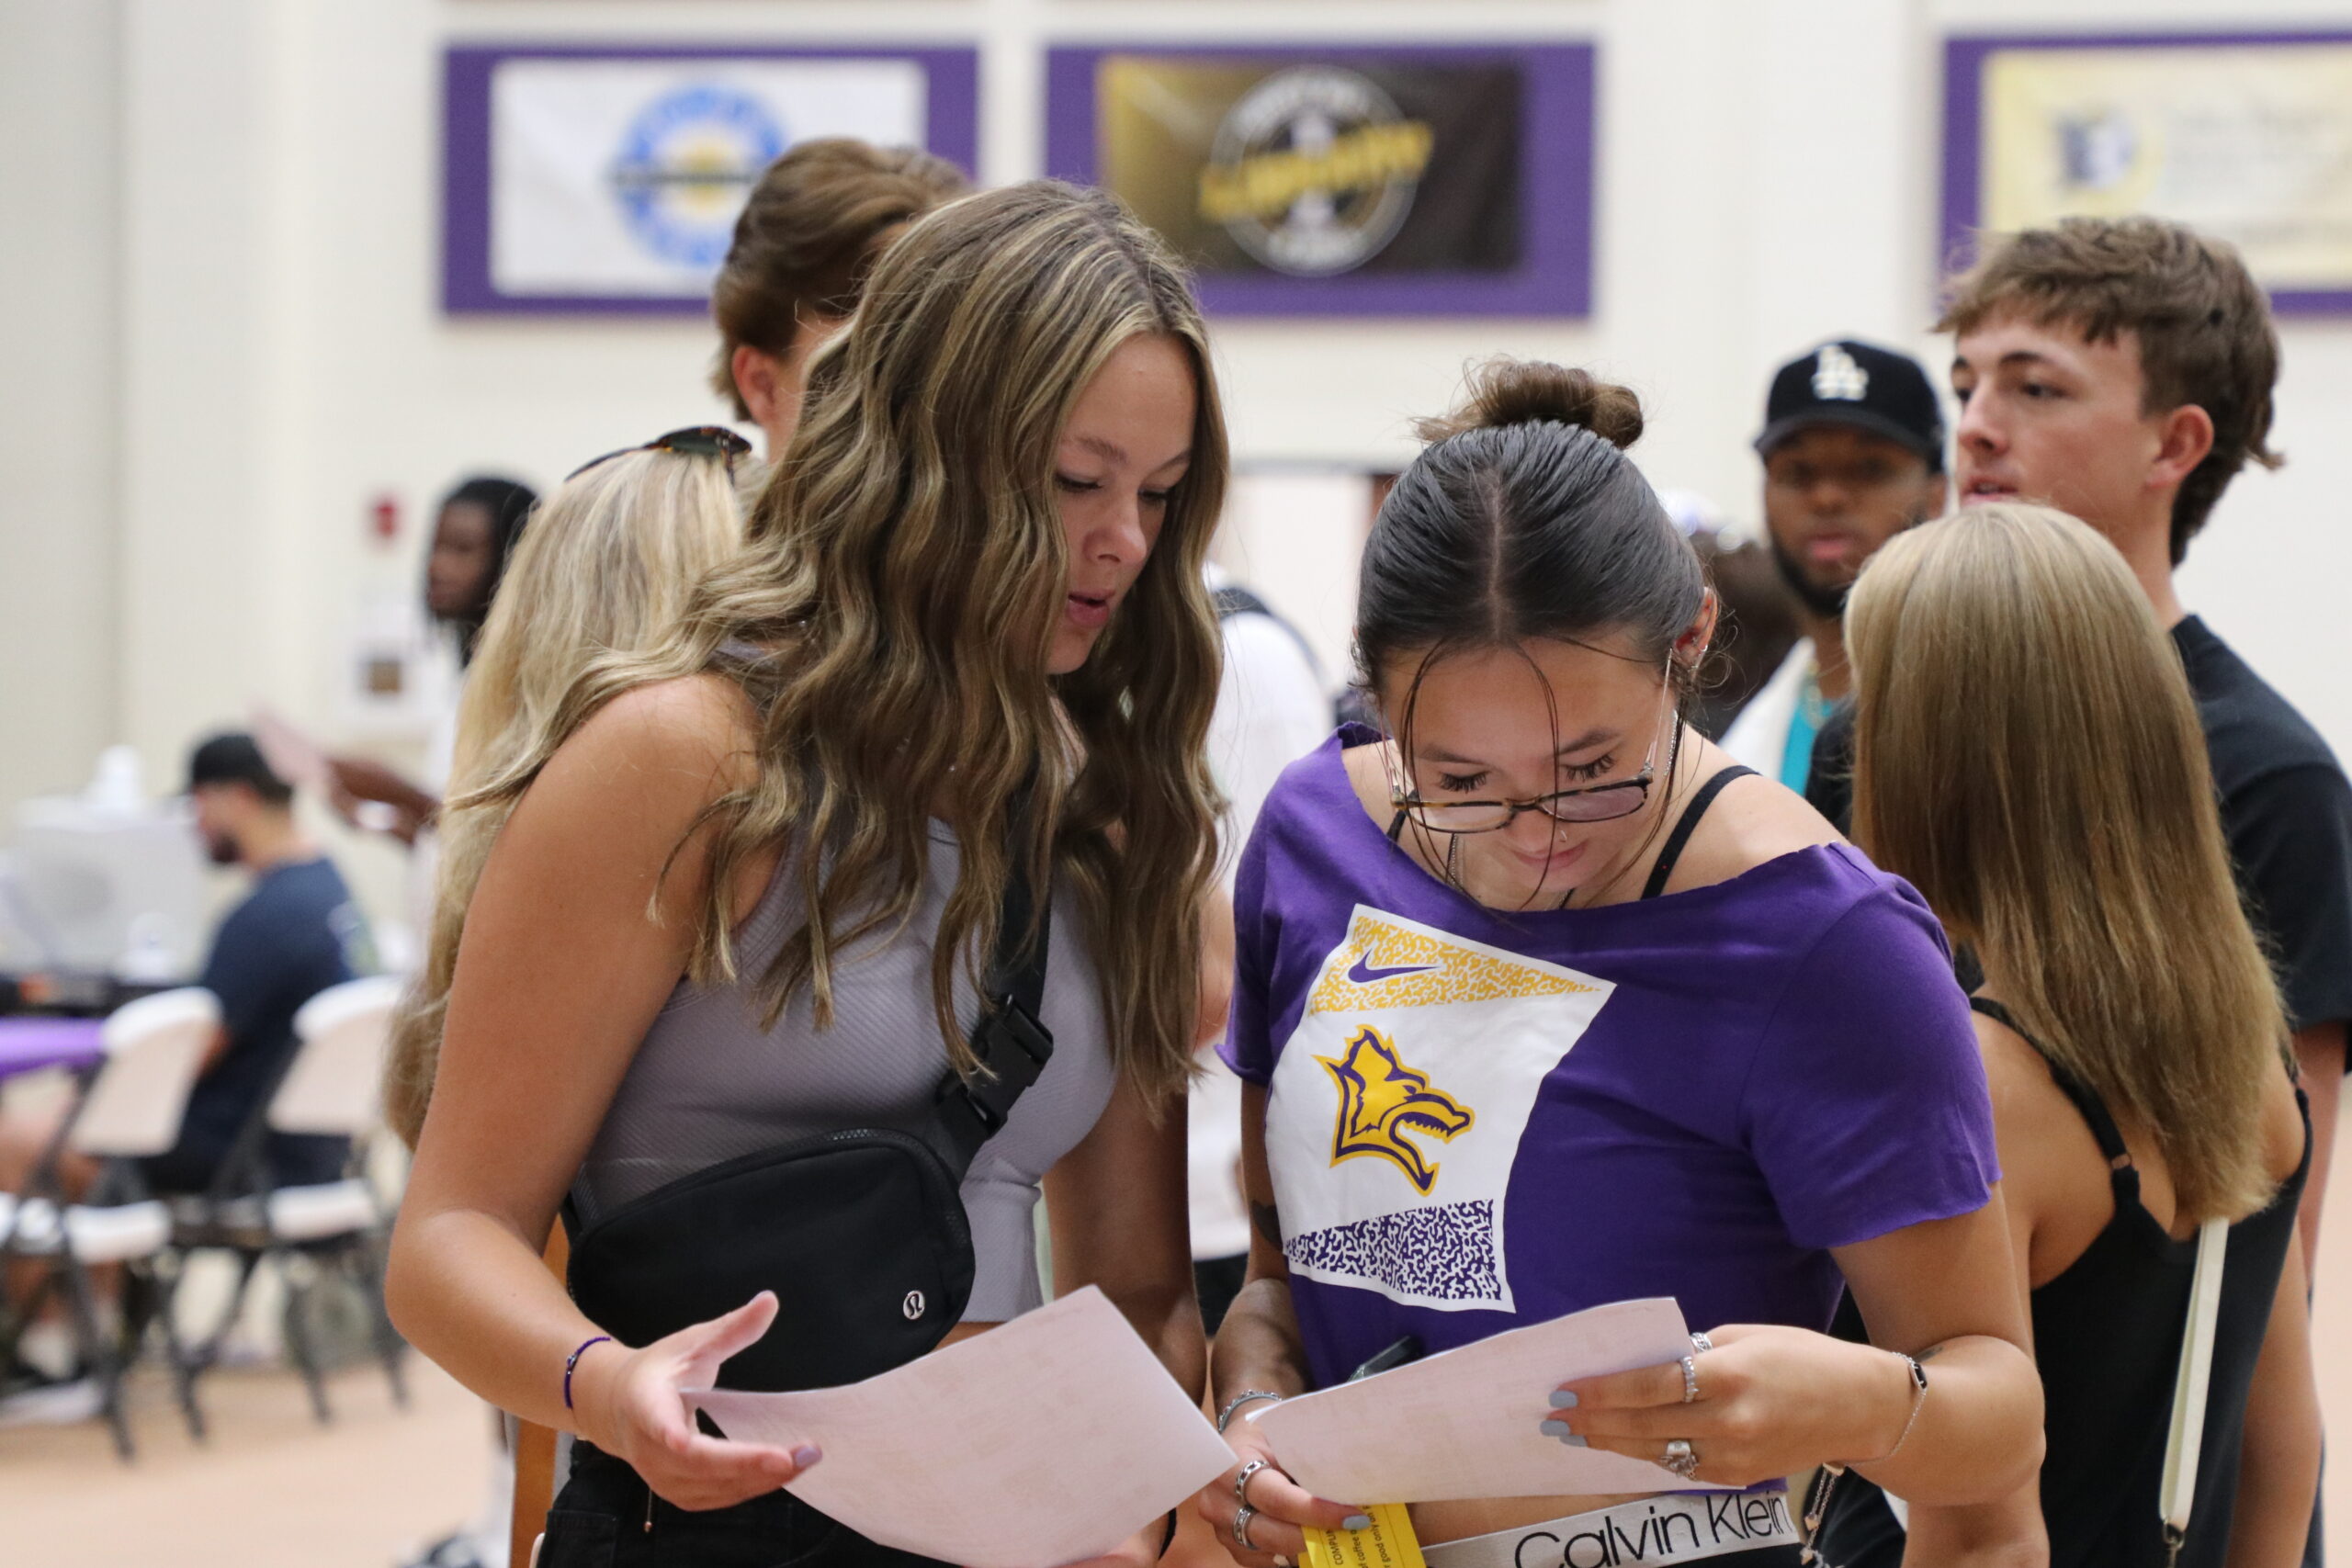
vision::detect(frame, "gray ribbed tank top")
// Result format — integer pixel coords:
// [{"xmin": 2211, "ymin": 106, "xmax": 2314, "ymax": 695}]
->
[{"xmin": 572, "ymin": 826, "xmax": 1117, "ymax": 1323}]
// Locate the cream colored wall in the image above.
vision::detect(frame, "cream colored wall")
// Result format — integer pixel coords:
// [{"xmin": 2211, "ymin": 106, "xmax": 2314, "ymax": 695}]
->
[
  {"xmin": 6, "ymin": 0, "xmax": 2352, "ymax": 940},
  {"xmin": 0, "ymin": 3, "xmax": 122, "ymax": 811}
]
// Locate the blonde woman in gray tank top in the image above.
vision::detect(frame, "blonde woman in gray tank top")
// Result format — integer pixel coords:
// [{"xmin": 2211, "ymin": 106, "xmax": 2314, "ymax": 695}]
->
[{"xmin": 387, "ymin": 183, "xmax": 1232, "ymax": 1568}]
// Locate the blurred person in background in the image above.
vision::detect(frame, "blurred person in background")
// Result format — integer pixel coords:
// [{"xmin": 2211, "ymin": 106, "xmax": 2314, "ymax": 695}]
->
[
  {"xmin": 708, "ymin": 138, "xmax": 967, "ymax": 458},
  {"xmin": 1943, "ymin": 217, "xmax": 2352, "ymax": 1276},
  {"xmin": 383, "ymin": 434, "xmax": 751, "ymax": 1568},
  {"xmin": 382, "ymin": 433, "xmax": 755, "ymax": 1150},
  {"xmin": 1822, "ymin": 504, "xmax": 2316, "ymax": 1568},
  {"xmin": 390, "ymin": 182, "xmax": 1227, "ymax": 1567},
  {"xmin": 325, "ymin": 478, "xmax": 538, "ymax": 849},
  {"xmin": 1192, "ymin": 570, "xmax": 1330, "ymax": 1335},
  {"xmin": 0, "ymin": 735, "xmax": 368, "ymax": 1406},
  {"xmin": 1721, "ymin": 341, "xmax": 1945, "ymax": 790},
  {"xmin": 1657, "ymin": 491, "xmax": 1802, "ymax": 740}
]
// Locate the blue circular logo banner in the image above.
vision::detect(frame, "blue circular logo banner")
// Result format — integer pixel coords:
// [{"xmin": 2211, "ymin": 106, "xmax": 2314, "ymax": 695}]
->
[{"xmin": 609, "ymin": 84, "xmax": 787, "ymax": 268}]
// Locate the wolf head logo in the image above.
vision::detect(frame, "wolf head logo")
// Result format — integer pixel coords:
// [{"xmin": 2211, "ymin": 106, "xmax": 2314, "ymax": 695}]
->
[{"xmin": 1315, "ymin": 1025, "xmax": 1476, "ymax": 1194}]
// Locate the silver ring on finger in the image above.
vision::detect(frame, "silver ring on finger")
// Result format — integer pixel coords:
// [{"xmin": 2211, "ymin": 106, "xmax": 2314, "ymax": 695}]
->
[
  {"xmin": 1234, "ymin": 1504, "xmax": 1261, "ymax": 1552},
  {"xmin": 1679, "ymin": 1355, "xmax": 1701, "ymax": 1404},
  {"xmin": 1662, "ymin": 1438, "xmax": 1701, "ymax": 1480},
  {"xmin": 1234, "ymin": 1459, "xmax": 1269, "ymax": 1506},
  {"xmin": 1690, "ymin": 1331, "xmax": 1713, "ymax": 1354}
]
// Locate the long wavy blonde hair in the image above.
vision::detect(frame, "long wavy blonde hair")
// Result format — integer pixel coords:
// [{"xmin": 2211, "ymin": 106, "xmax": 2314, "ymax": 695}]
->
[
  {"xmin": 382, "ymin": 446, "xmax": 752, "ymax": 1145},
  {"xmin": 466, "ymin": 182, "xmax": 1229, "ymax": 1104},
  {"xmin": 1849, "ymin": 502, "xmax": 2285, "ymax": 1223}
]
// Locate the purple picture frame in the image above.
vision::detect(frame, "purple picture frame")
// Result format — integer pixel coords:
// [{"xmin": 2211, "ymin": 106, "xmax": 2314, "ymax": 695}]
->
[
  {"xmin": 1943, "ymin": 30, "xmax": 2352, "ymax": 315},
  {"xmin": 1045, "ymin": 42, "xmax": 1595, "ymax": 317},
  {"xmin": 443, "ymin": 42, "xmax": 980, "ymax": 316}
]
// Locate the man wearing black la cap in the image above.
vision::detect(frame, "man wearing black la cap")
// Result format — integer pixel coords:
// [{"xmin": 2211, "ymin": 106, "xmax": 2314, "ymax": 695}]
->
[{"xmin": 1721, "ymin": 341, "xmax": 1946, "ymax": 792}]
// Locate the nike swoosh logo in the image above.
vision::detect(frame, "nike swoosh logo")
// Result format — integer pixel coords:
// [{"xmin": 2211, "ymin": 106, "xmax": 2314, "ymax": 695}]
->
[{"xmin": 1346, "ymin": 956, "xmax": 1442, "ymax": 986}]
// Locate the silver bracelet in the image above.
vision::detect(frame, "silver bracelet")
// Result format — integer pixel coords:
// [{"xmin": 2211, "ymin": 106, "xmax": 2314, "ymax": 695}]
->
[
  {"xmin": 1216, "ymin": 1389, "xmax": 1285, "ymax": 1433},
  {"xmin": 1861, "ymin": 1353, "xmax": 1930, "ymax": 1465}
]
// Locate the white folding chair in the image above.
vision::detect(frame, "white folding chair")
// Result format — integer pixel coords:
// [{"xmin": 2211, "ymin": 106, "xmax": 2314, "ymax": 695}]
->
[
  {"xmin": 0, "ymin": 987, "xmax": 220, "ymax": 1456},
  {"xmin": 178, "ymin": 975, "xmax": 407, "ymax": 1423}
]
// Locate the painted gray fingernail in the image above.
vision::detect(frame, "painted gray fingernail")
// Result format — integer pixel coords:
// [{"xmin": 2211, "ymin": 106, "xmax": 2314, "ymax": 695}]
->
[
  {"xmin": 1342, "ymin": 1515, "xmax": 1373, "ymax": 1531},
  {"xmin": 1549, "ymin": 1390, "xmax": 1578, "ymax": 1409},
  {"xmin": 1539, "ymin": 1418, "xmax": 1572, "ymax": 1438},
  {"xmin": 790, "ymin": 1444, "xmax": 822, "ymax": 1469},
  {"xmin": 1555, "ymin": 1433, "xmax": 1588, "ymax": 1448}
]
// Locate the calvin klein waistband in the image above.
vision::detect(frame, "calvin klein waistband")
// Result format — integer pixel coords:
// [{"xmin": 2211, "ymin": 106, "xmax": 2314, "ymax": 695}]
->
[{"xmin": 1421, "ymin": 1490, "xmax": 1797, "ymax": 1568}]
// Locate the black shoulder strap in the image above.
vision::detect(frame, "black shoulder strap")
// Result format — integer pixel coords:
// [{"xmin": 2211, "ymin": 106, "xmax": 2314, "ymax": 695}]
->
[
  {"xmin": 1641, "ymin": 765, "xmax": 1757, "ymax": 900},
  {"xmin": 928, "ymin": 816, "xmax": 1056, "ymax": 1175},
  {"xmin": 1968, "ymin": 996, "xmax": 2132, "ymax": 1166}
]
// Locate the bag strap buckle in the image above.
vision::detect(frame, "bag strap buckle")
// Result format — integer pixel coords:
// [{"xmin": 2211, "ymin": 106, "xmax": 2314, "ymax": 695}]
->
[{"xmin": 935, "ymin": 995, "xmax": 1057, "ymax": 1153}]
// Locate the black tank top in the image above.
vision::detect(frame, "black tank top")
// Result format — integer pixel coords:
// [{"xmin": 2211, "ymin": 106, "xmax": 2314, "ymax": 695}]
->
[{"xmin": 1821, "ymin": 997, "xmax": 2310, "ymax": 1568}]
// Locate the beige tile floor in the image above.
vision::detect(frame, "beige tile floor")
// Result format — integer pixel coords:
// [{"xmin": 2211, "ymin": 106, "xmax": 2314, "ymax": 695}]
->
[{"xmin": 9, "ymin": 1121, "xmax": 2352, "ymax": 1568}]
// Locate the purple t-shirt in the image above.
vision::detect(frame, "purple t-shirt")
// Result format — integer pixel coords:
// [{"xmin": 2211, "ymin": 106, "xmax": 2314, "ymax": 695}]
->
[{"xmin": 1220, "ymin": 732, "xmax": 1998, "ymax": 1391}]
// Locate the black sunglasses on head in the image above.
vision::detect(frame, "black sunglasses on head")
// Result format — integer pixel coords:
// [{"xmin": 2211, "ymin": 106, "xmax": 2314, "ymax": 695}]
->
[{"xmin": 567, "ymin": 424, "xmax": 752, "ymax": 480}]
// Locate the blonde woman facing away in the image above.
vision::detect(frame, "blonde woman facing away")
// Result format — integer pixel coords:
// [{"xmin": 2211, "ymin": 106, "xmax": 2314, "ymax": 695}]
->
[
  {"xmin": 382, "ymin": 429, "xmax": 755, "ymax": 1150},
  {"xmin": 386, "ymin": 182, "xmax": 1227, "ymax": 1568},
  {"xmin": 1199, "ymin": 363, "xmax": 2041, "ymax": 1568},
  {"xmin": 1821, "ymin": 503, "xmax": 2315, "ymax": 1568}
]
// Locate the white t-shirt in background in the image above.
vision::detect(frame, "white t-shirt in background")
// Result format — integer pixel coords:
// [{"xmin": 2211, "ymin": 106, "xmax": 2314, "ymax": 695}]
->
[{"xmin": 1193, "ymin": 567, "xmax": 1331, "ymax": 1261}]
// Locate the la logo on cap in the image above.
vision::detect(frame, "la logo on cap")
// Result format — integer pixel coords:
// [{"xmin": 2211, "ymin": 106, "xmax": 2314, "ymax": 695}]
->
[{"xmin": 1812, "ymin": 344, "xmax": 1868, "ymax": 401}]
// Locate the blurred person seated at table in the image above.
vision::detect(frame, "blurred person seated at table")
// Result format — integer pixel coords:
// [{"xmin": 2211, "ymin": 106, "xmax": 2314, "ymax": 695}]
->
[
  {"xmin": 323, "ymin": 477, "xmax": 538, "ymax": 847},
  {"xmin": 0, "ymin": 734, "xmax": 372, "ymax": 1211},
  {"xmin": 152, "ymin": 733, "xmax": 373, "ymax": 1194}
]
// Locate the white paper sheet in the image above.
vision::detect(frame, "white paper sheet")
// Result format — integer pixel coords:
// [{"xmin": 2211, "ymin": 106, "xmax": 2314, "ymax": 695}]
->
[
  {"xmin": 1250, "ymin": 1297, "xmax": 1724, "ymax": 1502},
  {"xmin": 689, "ymin": 1288, "xmax": 1235, "ymax": 1568}
]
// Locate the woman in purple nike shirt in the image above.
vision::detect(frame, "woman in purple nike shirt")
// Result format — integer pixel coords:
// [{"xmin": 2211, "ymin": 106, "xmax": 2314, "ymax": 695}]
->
[{"xmin": 1195, "ymin": 363, "xmax": 2042, "ymax": 1568}]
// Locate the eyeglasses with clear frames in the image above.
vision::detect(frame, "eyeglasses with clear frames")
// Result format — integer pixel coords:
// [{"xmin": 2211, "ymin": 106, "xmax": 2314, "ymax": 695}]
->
[{"xmin": 1386, "ymin": 682, "xmax": 1679, "ymax": 838}]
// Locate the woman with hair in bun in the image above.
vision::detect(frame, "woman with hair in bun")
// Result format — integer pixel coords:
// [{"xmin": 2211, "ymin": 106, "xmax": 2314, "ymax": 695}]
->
[
  {"xmin": 710, "ymin": 137, "xmax": 967, "ymax": 457},
  {"xmin": 1198, "ymin": 362, "xmax": 2043, "ymax": 1568}
]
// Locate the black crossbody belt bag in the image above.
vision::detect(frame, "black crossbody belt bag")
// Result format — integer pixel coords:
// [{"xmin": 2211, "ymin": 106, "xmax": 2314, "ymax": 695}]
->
[{"xmin": 563, "ymin": 860, "xmax": 1054, "ymax": 1393}]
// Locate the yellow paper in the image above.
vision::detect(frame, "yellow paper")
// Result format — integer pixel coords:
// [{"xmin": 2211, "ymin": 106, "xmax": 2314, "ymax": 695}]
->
[{"xmin": 1303, "ymin": 1504, "xmax": 1427, "ymax": 1568}]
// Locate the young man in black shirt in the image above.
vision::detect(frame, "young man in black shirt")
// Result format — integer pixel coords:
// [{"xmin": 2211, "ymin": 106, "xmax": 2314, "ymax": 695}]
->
[{"xmin": 1939, "ymin": 219, "xmax": 2352, "ymax": 1280}]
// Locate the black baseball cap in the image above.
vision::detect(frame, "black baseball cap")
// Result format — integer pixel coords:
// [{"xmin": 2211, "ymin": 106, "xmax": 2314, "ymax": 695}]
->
[
  {"xmin": 1755, "ymin": 340, "xmax": 1945, "ymax": 474},
  {"xmin": 187, "ymin": 732, "xmax": 292, "ymax": 805}
]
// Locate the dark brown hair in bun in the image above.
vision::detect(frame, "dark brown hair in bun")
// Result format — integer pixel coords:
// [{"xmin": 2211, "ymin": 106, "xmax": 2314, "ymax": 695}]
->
[
  {"xmin": 1412, "ymin": 357, "xmax": 1645, "ymax": 450},
  {"xmin": 1359, "ymin": 356, "xmax": 1702, "ymax": 711}
]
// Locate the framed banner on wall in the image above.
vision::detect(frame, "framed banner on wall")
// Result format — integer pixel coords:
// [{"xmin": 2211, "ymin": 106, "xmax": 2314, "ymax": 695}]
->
[
  {"xmin": 1945, "ymin": 31, "xmax": 2352, "ymax": 312},
  {"xmin": 1045, "ymin": 43, "xmax": 1595, "ymax": 316},
  {"xmin": 444, "ymin": 43, "xmax": 978, "ymax": 314}
]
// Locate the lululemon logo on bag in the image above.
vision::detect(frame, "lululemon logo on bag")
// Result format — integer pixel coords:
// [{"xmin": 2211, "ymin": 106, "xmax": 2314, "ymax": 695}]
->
[{"xmin": 902, "ymin": 1291, "xmax": 926, "ymax": 1320}]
